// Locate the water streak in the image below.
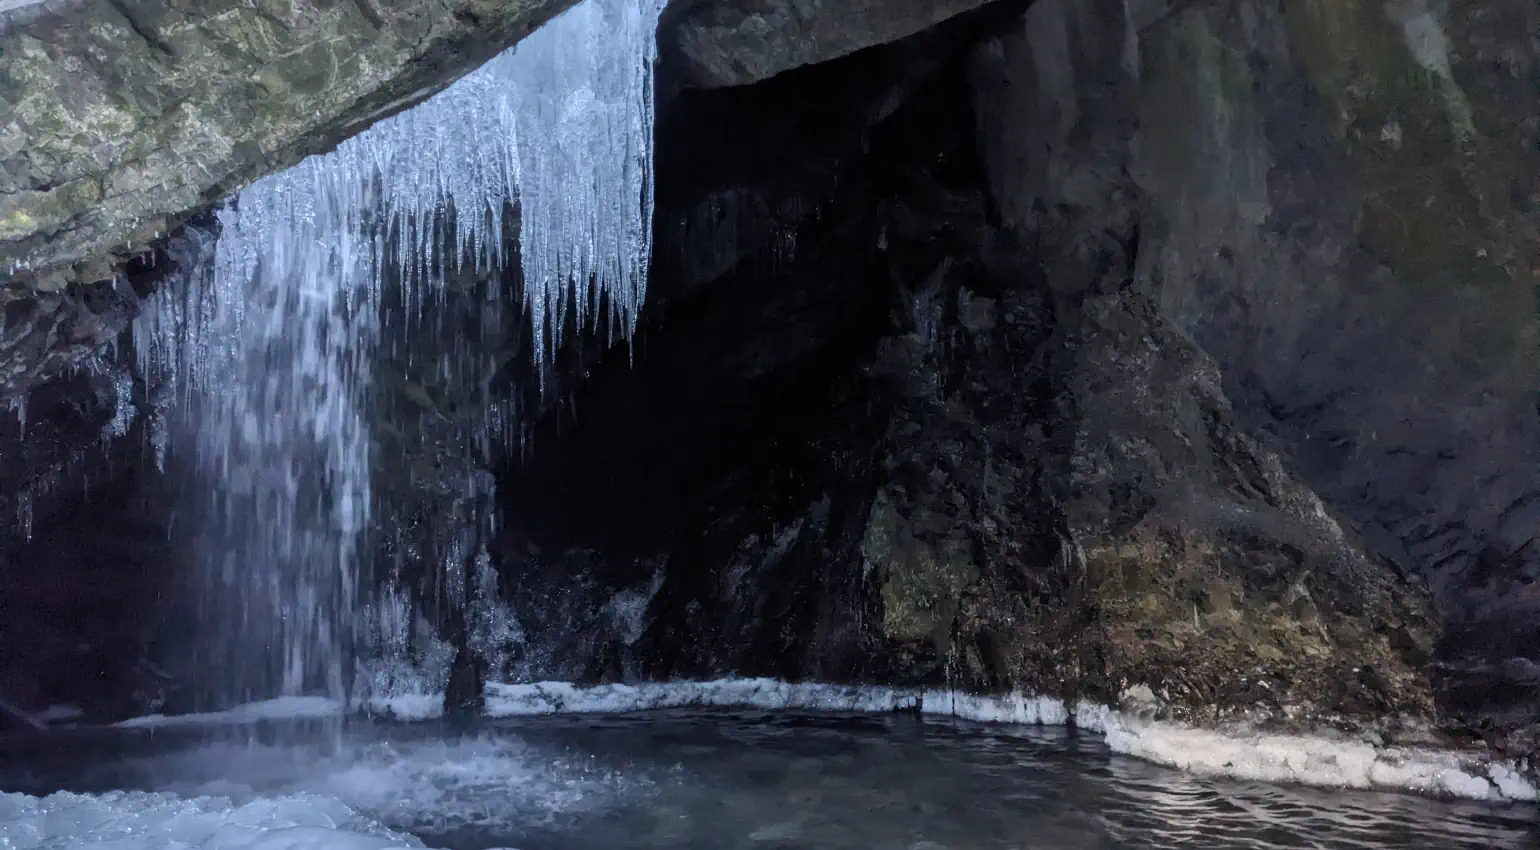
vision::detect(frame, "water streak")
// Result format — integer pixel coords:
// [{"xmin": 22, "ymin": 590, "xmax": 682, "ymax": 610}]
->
[{"xmin": 136, "ymin": 0, "xmax": 662, "ymax": 708}]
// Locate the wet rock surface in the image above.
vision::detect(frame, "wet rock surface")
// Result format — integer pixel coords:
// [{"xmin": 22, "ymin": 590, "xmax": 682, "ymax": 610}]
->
[
  {"xmin": 0, "ymin": 0, "xmax": 1024, "ymax": 400},
  {"xmin": 1111, "ymin": 0, "xmax": 1538, "ymax": 750},
  {"xmin": 663, "ymin": 0, "xmax": 995, "ymax": 88},
  {"xmin": 0, "ymin": 0, "xmax": 577, "ymax": 290},
  {"xmin": 0, "ymin": 359, "xmax": 174, "ymax": 725},
  {"xmin": 493, "ymin": 4, "xmax": 1441, "ymax": 742}
]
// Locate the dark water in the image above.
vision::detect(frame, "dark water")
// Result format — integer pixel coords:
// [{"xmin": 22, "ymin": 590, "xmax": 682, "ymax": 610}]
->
[{"xmin": 1, "ymin": 710, "xmax": 1535, "ymax": 849}]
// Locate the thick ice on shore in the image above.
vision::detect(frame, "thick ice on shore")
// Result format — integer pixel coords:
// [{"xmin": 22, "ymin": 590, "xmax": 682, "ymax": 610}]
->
[{"xmin": 116, "ymin": 677, "xmax": 1539, "ymax": 804}]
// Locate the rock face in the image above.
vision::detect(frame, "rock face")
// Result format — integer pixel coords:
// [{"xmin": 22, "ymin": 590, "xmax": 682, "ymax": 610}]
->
[
  {"xmin": 0, "ymin": 0, "xmax": 575, "ymax": 397},
  {"xmin": 0, "ymin": 356, "xmax": 175, "ymax": 724},
  {"xmin": 663, "ymin": 0, "xmax": 997, "ymax": 87},
  {"xmin": 934, "ymin": 287, "xmax": 1434, "ymax": 725},
  {"xmin": 0, "ymin": 0, "xmax": 575, "ymax": 289},
  {"xmin": 492, "ymin": 7, "xmax": 1439, "ymax": 736},
  {"xmin": 967, "ymin": 0, "xmax": 1538, "ymax": 744},
  {"xmin": 0, "ymin": 0, "xmax": 578, "ymax": 397}
]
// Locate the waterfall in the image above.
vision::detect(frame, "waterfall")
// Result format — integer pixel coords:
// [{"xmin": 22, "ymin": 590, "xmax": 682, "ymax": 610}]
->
[{"xmin": 135, "ymin": 0, "xmax": 662, "ymax": 709}]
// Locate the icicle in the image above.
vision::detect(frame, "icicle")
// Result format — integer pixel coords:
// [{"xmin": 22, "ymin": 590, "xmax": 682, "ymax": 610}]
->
[
  {"xmin": 468, "ymin": 549, "xmax": 524, "ymax": 679},
  {"xmin": 16, "ymin": 489, "xmax": 31, "ymax": 543},
  {"xmin": 4, "ymin": 394, "xmax": 24, "ymax": 434},
  {"xmin": 99, "ymin": 368, "xmax": 136, "ymax": 443},
  {"xmin": 131, "ymin": 0, "xmax": 664, "ymax": 708},
  {"xmin": 148, "ymin": 412, "xmax": 168, "ymax": 473}
]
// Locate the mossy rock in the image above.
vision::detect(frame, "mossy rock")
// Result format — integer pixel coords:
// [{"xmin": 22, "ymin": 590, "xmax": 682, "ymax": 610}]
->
[{"xmin": 861, "ymin": 489, "xmax": 979, "ymax": 650}]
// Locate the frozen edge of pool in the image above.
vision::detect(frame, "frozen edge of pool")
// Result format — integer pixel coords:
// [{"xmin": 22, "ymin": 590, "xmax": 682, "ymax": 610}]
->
[
  {"xmin": 117, "ymin": 678, "xmax": 1538, "ymax": 804},
  {"xmin": 0, "ymin": 789, "xmax": 430, "ymax": 850}
]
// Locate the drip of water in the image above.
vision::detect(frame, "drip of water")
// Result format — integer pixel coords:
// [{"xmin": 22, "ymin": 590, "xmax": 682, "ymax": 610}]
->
[
  {"xmin": 5, "ymin": 394, "xmax": 25, "ymax": 433},
  {"xmin": 100, "ymin": 368, "xmax": 136, "ymax": 443},
  {"xmin": 13, "ymin": 489, "xmax": 32, "ymax": 542},
  {"xmin": 468, "ymin": 551, "xmax": 525, "ymax": 681},
  {"xmin": 136, "ymin": 0, "xmax": 663, "ymax": 709}
]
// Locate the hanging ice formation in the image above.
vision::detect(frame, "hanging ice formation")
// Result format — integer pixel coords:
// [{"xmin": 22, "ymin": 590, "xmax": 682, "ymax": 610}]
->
[{"xmin": 135, "ymin": 0, "xmax": 662, "ymax": 708}]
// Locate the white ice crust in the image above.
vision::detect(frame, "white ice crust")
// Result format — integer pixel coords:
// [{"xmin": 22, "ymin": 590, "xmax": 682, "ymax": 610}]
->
[{"xmin": 117, "ymin": 678, "xmax": 1539, "ymax": 803}]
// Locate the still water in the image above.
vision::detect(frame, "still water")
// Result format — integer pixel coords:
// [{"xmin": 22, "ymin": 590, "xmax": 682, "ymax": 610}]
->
[{"xmin": 0, "ymin": 710, "xmax": 1534, "ymax": 849}]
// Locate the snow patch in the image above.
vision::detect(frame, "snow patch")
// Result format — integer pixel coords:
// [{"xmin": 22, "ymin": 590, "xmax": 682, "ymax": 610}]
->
[
  {"xmin": 0, "ymin": 790, "xmax": 425, "ymax": 850},
  {"xmin": 118, "ymin": 696, "xmax": 340, "ymax": 728},
  {"xmin": 1075, "ymin": 703, "xmax": 1530, "ymax": 802},
  {"xmin": 0, "ymin": 0, "xmax": 46, "ymax": 16},
  {"xmin": 485, "ymin": 679, "xmax": 907, "ymax": 716},
  {"xmin": 116, "ymin": 679, "xmax": 1538, "ymax": 803},
  {"xmin": 1486, "ymin": 763, "xmax": 1540, "ymax": 803},
  {"xmin": 35, "ymin": 704, "xmax": 84, "ymax": 725}
]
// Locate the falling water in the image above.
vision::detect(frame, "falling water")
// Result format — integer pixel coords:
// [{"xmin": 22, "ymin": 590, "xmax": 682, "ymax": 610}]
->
[{"xmin": 136, "ymin": 0, "xmax": 662, "ymax": 709}]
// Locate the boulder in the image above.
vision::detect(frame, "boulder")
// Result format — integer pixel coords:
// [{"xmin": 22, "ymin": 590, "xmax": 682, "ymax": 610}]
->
[{"xmin": 0, "ymin": 0, "xmax": 576, "ymax": 290}]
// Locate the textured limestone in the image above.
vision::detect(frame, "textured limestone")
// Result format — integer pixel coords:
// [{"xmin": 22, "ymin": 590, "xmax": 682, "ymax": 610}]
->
[
  {"xmin": 665, "ymin": 0, "xmax": 994, "ymax": 88},
  {"xmin": 486, "ymin": 14, "xmax": 1440, "ymax": 737},
  {"xmin": 0, "ymin": 0, "xmax": 578, "ymax": 397},
  {"xmin": 969, "ymin": 0, "xmax": 1536, "ymax": 756},
  {"xmin": 861, "ymin": 489, "xmax": 977, "ymax": 648},
  {"xmin": 0, "ymin": 0, "xmax": 1022, "ymax": 398},
  {"xmin": 0, "ymin": 0, "xmax": 575, "ymax": 288},
  {"xmin": 0, "ymin": 0, "xmax": 582, "ymax": 404}
]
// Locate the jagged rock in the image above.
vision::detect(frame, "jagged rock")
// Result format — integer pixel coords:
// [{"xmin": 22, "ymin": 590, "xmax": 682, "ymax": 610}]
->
[
  {"xmin": 0, "ymin": 279, "xmax": 137, "ymax": 395},
  {"xmin": 494, "ymin": 25, "xmax": 980, "ymax": 682},
  {"xmin": 0, "ymin": 0, "xmax": 577, "ymax": 398},
  {"xmin": 974, "ymin": 289, "xmax": 1435, "ymax": 725},
  {"xmin": 664, "ymin": 0, "xmax": 996, "ymax": 88},
  {"xmin": 0, "ymin": 355, "xmax": 173, "ymax": 722},
  {"xmin": 1128, "ymin": 0, "xmax": 1540, "ymax": 622},
  {"xmin": 969, "ymin": 0, "xmax": 1538, "ymax": 753},
  {"xmin": 0, "ymin": 0, "xmax": 577, "ymax": 291},
  {"xmin": 492, "ymin": 1, "xmax": 1442, "ymax": 740}
]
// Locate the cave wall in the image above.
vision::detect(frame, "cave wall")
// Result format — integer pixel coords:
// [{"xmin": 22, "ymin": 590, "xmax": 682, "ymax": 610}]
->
[
  {"xmin": 482, "ymin": 0, "xmax": 1536, "ymax": 758},
  {"xmin": 1146, "ymin": 0, "xmax": 1539, "ymax": 636},
  {"xmin": 0, "ymin": 364, "xmax": 176, "ymax": 724},
  {"xmin": 0, "ymin": 0, "xmax": 579, "ymax": 297},
  {"xmin": 0, "ymin": 0, "xmax": 1007, "ymax": 399},
  {"xmin": 0, "ymin": 0, "xmax": 1034, "ymax": 719},
  {"xmin": 966, "ymin": 0, "xmax": 1539, "ymax": 739},
  {"xmin": 492, "ymin": 22, "xmax": 962, "ymax": 684},
  {"xmin": 492, "ymin": 0, "xmax": 1440, "ymax": 738}
]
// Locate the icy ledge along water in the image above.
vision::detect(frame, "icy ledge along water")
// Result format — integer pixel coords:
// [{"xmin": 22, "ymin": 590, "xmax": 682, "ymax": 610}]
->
[
  {"xmin": 0, "ymin": 792, "xmax": 427, "ymax": 850},
  {"xmin": 112, "ymin": 678, "xmax": 1540, "ymax": 804},
  {"xmin": 5, "ymin": 708, "xmax": 1536, "ymax": 850}
]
